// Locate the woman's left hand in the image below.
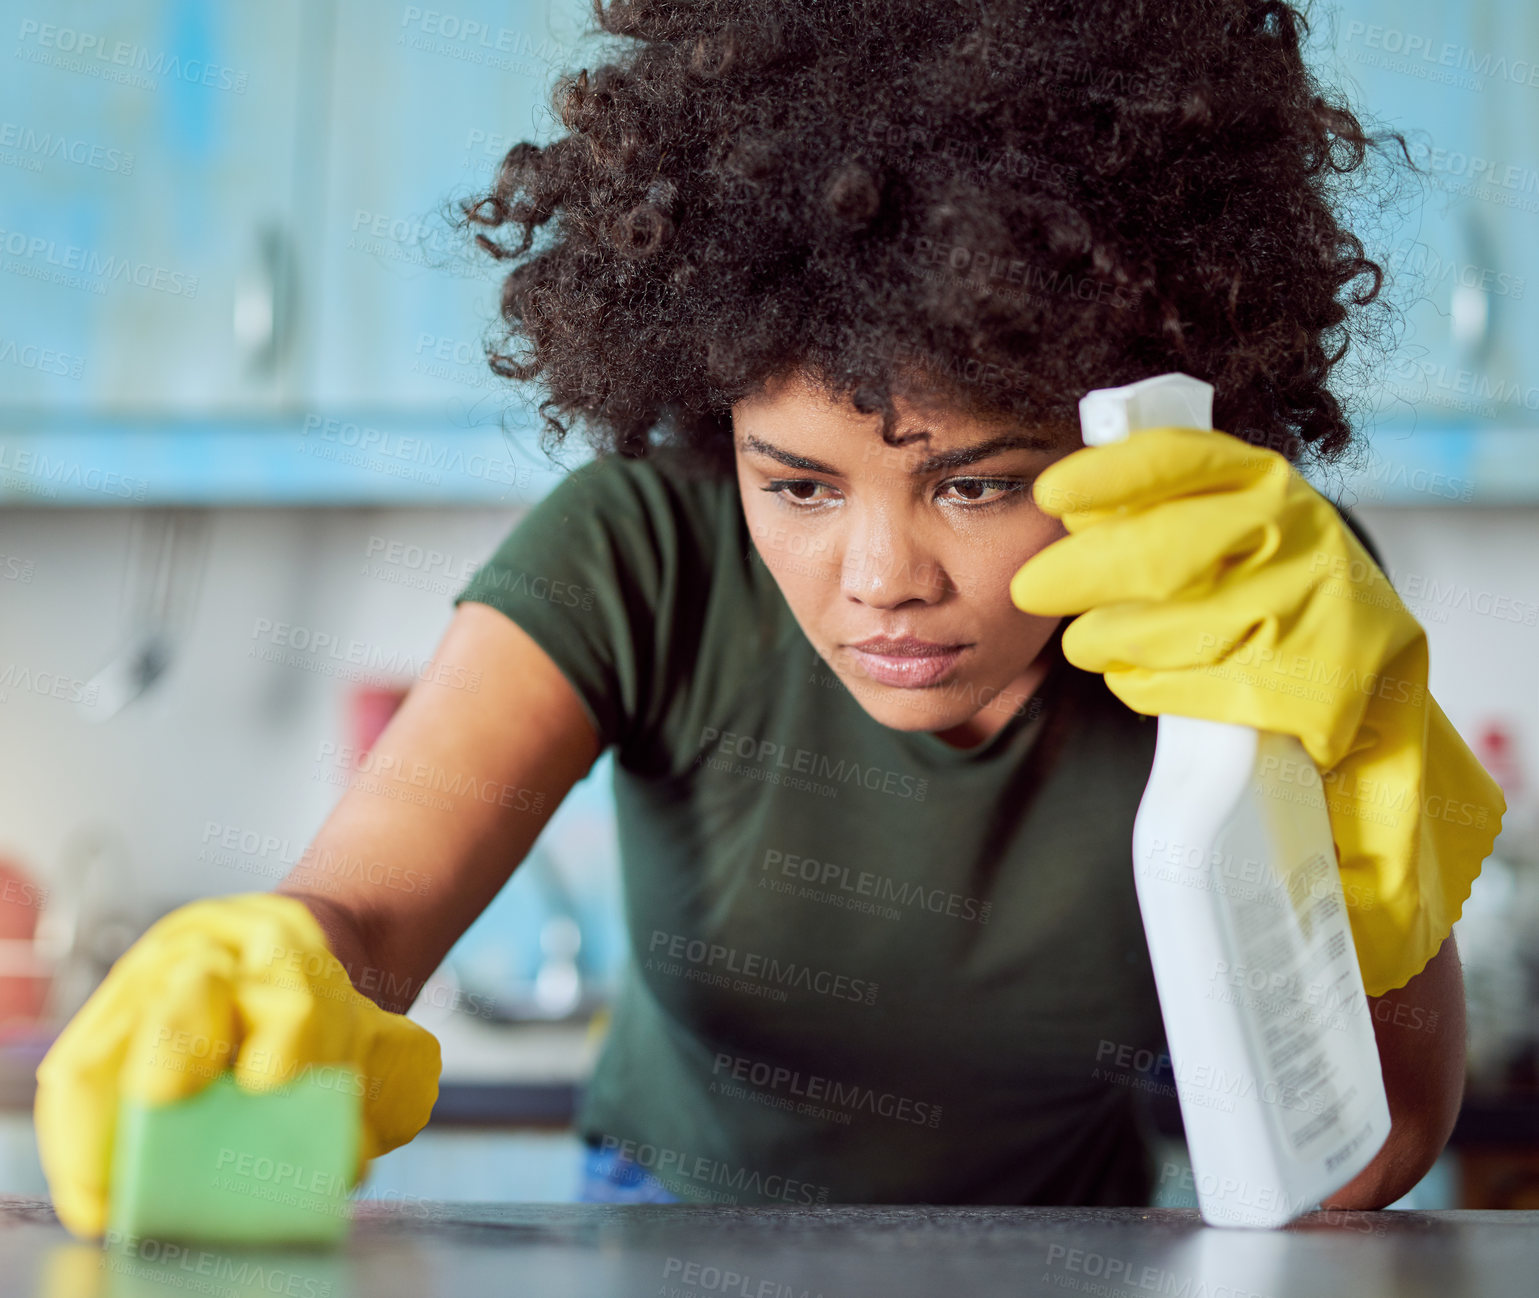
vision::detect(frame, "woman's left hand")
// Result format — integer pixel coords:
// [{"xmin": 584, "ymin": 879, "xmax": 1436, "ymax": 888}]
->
[{"xmin": 1008, "ymin": 426, "xmax": 1504, "ymax": 997}]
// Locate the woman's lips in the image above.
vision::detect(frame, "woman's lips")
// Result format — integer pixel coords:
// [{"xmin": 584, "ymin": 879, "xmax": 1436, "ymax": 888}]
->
[{"xmin": 843, "ymin": 639, "xmax": 971, "ymax": 689}]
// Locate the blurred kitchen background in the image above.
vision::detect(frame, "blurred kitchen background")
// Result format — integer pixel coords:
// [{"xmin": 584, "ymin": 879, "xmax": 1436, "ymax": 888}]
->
[{"xmin": 0, "ymin": 0, "xmax": 1536, "ymax": 1209}]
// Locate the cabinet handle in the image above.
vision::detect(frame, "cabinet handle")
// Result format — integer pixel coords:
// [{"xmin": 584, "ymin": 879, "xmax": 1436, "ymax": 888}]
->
[
  {"xmin": 1450, "ymin": 209, "xmax": 1493, "ymax": 364},
  {"xmin": 234, "ymin": 222, "xmax": 294, "ymax": 378}
]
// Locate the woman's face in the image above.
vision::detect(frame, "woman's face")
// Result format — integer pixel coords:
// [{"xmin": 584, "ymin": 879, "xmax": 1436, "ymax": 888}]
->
[{"xmin": 733, "ymin": 370, "xmax": 1074, "ymax": 747}]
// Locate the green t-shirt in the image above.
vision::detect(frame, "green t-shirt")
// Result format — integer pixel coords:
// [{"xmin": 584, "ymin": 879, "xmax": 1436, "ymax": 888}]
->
[{"xmin": 453, "ymin": 445, "xmax": 1167, "ymax": 1206}]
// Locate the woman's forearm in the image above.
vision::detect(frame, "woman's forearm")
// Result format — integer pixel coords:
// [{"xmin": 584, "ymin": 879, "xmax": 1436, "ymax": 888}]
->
[
  {"xmin": 275, "ymin": 884, "xmax": 423, "ymax": 1014},
  {"xmin": 1320, "ymin": 933, "xmax": 1466, "ymax": 1209},
  {"xmin": 270, "ymin": 602, "xmax": 600, "ymax": 1016}
]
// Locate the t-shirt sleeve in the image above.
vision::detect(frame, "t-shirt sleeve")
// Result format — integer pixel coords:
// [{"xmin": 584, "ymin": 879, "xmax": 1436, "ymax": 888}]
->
[{"xmin": 451, "ymin": 453, "xmax": 705, "ymax": 760}]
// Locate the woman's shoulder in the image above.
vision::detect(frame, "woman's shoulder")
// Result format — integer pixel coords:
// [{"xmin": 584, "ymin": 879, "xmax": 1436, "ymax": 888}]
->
[
  {"xmin": 537, "ymin": 444, "xmax": 740, "ymax": 564},
  {"xmin": 550, "ymin": 441, "xmax": 733, "ymax": 503},
  {"xmin": 455, "ymin": 443, "xmax": 782, "ymax": 761}
]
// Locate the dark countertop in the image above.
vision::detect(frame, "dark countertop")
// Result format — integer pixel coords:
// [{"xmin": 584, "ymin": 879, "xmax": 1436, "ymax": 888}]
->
[{"xmin": 0, "ymin": 1198, "xmax": 1534, "ymax": 1297}]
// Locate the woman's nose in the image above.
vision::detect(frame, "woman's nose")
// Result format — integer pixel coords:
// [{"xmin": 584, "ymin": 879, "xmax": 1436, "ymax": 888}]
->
[{"xmin": 839, "ymin": 508, "xmax": 946, "ymax": 607}]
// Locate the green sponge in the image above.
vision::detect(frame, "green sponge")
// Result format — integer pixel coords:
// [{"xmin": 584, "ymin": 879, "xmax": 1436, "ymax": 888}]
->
[{"xmin": 107, "ymin": 1068, "xmax": 362, "ymax": 1246}]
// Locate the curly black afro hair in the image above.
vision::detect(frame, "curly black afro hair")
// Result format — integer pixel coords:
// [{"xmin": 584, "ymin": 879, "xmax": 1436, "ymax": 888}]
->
[{"xmin": 459, "ymin": 0, "xmax": 1417, "ymax": 475}]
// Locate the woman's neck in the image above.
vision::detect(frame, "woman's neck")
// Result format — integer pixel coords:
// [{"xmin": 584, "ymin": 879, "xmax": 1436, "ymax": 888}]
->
[{"xmin": 929, "ymin": 651, "xmax": 1054, "ymax": 750}]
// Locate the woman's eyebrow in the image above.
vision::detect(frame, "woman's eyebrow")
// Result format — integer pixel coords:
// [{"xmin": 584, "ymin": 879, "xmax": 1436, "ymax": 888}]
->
[
  {"xmin": 912, "ymin": 431, "xmax": 1055, "ymax": 473},
  {"xmin": 738, "ymin": 435, "xmax": 840, "ymax": 474},
  {"xmin": 740, "ymin": 429, "xmax": 1054, "ymax": 476}
]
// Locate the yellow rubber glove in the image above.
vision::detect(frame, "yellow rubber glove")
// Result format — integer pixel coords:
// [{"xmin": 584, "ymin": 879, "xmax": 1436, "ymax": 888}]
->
[
  {"xmin": 1010, "ymin": 426, "xmax": 1505, "ymax": 997},
  {"xmin": 34, "ymin": 891, "xmax": 441, "ymax": 1239}
]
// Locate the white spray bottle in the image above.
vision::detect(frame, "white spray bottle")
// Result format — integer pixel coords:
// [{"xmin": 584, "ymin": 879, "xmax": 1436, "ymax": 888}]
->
[{"xmin": 1079, "ymin": 372, "xmax": 1392, "ymax": 1228}]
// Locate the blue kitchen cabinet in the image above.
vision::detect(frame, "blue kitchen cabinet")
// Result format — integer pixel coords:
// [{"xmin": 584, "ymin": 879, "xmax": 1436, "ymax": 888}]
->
[
  {"xmin": 307, "ymin": 0, "xmax": 594, "ymax": 410},
  {"xmin": 0, "ymin": 0, "xmax": 595, "ymax": 418},
  {"xmin": 0, "ymin": 0, "xmax": 597, "ymax": 503},
  {"xmin": 1320, "ymin": 0, "xmax": 1539, "ymax": 434},
  {"xmin": 0, "ymin": 0, "xmax": 314, "ymax": 412},
  {"xmin": 3, "ymin": 1, "xmax": 1533, "ymax": 501},
  {"xmin": 1462, "ymin": 0, "xmax": 1539, "ymax": 431}
]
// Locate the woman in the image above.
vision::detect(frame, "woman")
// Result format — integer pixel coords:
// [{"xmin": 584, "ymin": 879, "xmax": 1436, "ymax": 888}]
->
[{"xmin": 36, "ymin": 0, "xmax": 1502, "ymax": 1232}]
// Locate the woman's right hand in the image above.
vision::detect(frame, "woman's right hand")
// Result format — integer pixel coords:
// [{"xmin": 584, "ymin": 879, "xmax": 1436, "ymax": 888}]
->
[{"xmin": 33, "ymin": 891, "xmax": 441, "ymax": 1239}]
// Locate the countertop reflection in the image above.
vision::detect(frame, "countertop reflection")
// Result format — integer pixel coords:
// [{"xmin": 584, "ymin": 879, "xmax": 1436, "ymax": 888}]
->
[{"xmin": 1, "ymin": 1198, "xmax": 1536, "ymax": 1298}]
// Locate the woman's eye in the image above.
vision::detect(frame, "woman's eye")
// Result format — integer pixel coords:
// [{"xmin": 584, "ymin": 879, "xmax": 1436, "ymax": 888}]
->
[
  {"xmin": 938, "ymin": 478, "xmax": 1025, "ymax": 507},
  {"xmin": 761, "ymin": 477, "xmax": 1026, "ymax": 509},
  {"xmin": 763, "ymin": 479, "xmax": 837, "ymax": 507}
]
